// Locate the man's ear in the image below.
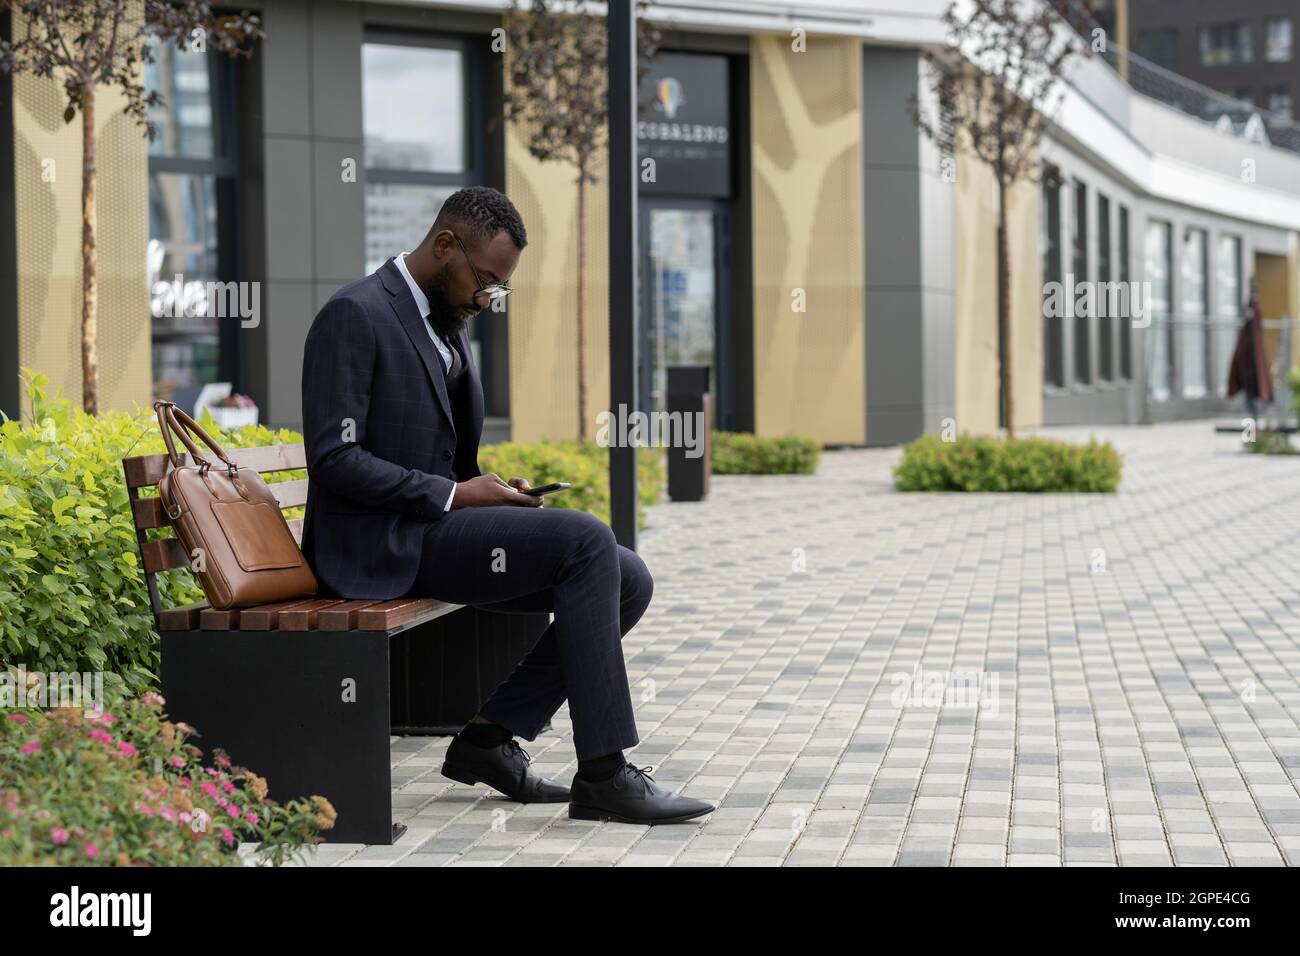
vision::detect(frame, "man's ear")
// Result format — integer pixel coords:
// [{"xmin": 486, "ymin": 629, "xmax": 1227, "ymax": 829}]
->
[{"xmin": 429, "ymin": 228, "xmax": 455, "ymax": 260}]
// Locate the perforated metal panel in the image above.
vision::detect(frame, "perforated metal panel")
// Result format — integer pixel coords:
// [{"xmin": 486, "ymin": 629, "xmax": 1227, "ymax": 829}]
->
[{"xmin": 11, "ymin": 7, "xmax": 151, "ymax": 417}]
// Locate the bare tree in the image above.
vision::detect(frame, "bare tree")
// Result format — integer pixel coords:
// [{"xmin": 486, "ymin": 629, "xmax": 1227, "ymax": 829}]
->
[
  {"xmin": 915, "ymin": 0, "xmax": 1086, "ymax": 436},
  {"xmin": 0, "ymin": 1, "xmax": 261, "ymax": 415},
  {"xmin": 502, "ymin": 0, "xmax": 658, "ymax": 439}
]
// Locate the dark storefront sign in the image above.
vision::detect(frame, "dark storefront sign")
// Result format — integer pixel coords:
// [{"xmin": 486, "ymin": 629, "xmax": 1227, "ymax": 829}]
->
[{"xmin": 638, "ymin": 52, "xmax": 730, "ymax": 198}]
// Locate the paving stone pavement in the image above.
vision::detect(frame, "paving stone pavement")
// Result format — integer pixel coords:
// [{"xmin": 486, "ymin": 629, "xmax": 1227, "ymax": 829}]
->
[{"xmin": 240, "ymin": 420, "xmax": 1300, "ymax": 867}]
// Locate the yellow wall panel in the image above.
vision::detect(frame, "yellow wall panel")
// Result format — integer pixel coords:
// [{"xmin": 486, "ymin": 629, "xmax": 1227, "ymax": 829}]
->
[
  {"xmin": 954, "ymin": 147, "xmax": 1043, "ymax": 433},
  {"xmin": 750, "ymin": 34, "xmax": 865, "ymax": 444}
]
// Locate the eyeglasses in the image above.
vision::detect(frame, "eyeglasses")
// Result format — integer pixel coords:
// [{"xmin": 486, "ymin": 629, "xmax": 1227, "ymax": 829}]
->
[{"xmin": 451, "ymin": 231, "xmax": 512, "ymax": 302}]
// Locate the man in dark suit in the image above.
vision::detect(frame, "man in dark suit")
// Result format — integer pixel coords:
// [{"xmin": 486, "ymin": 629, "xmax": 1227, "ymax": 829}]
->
[{"xmin": 301, "ymin": 186, "xmax": 713, "ymax": 826}]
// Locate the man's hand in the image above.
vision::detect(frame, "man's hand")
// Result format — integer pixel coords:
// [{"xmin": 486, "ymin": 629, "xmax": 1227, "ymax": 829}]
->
[{"xmin": 452, "ymin": 473, "xmax": 542, "ymax": 509}]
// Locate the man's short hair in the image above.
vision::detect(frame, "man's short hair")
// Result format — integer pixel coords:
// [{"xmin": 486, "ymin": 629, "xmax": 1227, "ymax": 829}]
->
[{"xmin": 433, "ymin": 186, "xmax": 527, "ymax": 250}]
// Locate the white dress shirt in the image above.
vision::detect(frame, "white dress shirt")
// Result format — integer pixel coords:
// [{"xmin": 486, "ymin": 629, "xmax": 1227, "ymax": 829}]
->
[{"xmin": 395, "ymin": 252, "xmax": 458, "ymax": 513}]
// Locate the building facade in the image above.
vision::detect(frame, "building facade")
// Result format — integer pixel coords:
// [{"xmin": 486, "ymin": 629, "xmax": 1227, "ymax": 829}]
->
[{"xmin": 3, "ymin": 0, "xmax": 1299, "ymax": 444}]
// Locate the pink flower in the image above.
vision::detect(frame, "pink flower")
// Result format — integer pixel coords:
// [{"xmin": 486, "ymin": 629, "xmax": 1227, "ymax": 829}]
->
[
  {"xmin": 169, "ymin": 756, "xmax": 185, "ymax": 768},
  {"xmin": 51, "ymin": 828, "xmax": 69, "ymax": 845},
  {"xmin": 89, "ymin": 729, "xmax": 112, "ymax": 744},
  {"xmin": 200, "ymin": 781, "xmax": 219, "ymax": 799},
  {"xmin": 220, "ymin": 829, "xmax": 236, "ymax": 846},
  {"xmin": 226, "ymin": 804, "xmax": 241, "ymax": 819},
  {"xmin": 133, "ymin": 801, "xmax": 155, "ymax": 818},
  {"xmin": 117, "ymin": 742, "xmax": 137, "ymax": 758},
  {"xmin": 5, "ymin": 714, "xmax": 29, "ymax": 725},
  {"xmin": 178, "ymin": 811, "xmax": 192, "ymax": 825},
  {"xmin": 205, "ymin": 767, "xmax": 218, "ymax": 777},
  {"xmin": 221, "ymin": 780, "xmax": 235, "ymax": 794},
  {"xmin": 178, "ymin": 776, "xmax": 191, "ymax": 787},
  {"xmin": 216, "ymin": 797, "xmax": 228, "ymax": 809},
  {"xmin": 20, "ymin": 742, "xmax": 40, "ymax": 754},
  {"xmin": 83, "ymin": 842, "xmax": 99, "ymax": 859},
  {"xmin": 215, "ymin": 753, "xmax": 231, "ymax": 768},
  {"xmin": 159, "ymin": 806, "xmax": 177, "ymax": 822},
  {"xmin": 140, "ymin": 692, "xmax": 165, "ymax": 708},
  {"xmin": 245, "ymin": 812, "xmax": 259, "ymax": 826}
]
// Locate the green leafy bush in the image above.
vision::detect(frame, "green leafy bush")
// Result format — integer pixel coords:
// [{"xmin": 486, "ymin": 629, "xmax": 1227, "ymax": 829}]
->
[
  {"xmin": 711, "ymin": 432, "xmax": 821, "ymax": 475},
  {"xmin": 1290, "ymin": 366, "xmax": 1300, "ymax": 418},
  {"xmin": 1246, "ymin": 430, "xmax": 1298, "ymax": 455},
  {"xmin": 0, "ymin": 372, "xmax": 303, "ymax": 695},
  {"xmin": 0, "ymin": 686, "xmax": 333, "ymax": 866},
  {"xmin": 893, "ymin": 432, "xmax": 1122, "ymax": 492},
  {"xmin": 479, "ymin": 439, "xmax": 665, "ymax": 527}
]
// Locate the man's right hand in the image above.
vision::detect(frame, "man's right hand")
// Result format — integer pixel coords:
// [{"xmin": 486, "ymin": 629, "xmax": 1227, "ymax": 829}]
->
[{"xmin": 452, "ymin": 473, "xmax": 542, "ymax": 509}]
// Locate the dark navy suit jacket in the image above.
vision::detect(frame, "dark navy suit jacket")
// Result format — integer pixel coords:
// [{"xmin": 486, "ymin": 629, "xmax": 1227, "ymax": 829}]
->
[{"xmin": 300, "ymin": 257, "xmax": 484, "ymax": 599}]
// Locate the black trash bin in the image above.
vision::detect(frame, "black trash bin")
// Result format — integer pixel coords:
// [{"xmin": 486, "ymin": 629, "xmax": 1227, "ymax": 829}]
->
[{"xmin": 666, "ymin": 364, "xmax": 712, "ymax": 502}]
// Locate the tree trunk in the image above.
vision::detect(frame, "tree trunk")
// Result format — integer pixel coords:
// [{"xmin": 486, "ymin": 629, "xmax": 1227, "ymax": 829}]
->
[
  {"xmin": 81, "ymin": 86, "xmax": 99, "ymax": 416},
  {"xmin": 997, "ymin": 177, "xmax": 1013, "ymax": 439},
  {"xmin": 575, "ymin": 171, "xmax": 588, "ymax": 440}
]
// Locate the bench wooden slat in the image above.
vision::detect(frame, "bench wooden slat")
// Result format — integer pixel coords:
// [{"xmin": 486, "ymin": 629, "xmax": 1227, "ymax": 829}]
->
[
  {"xmin": 130, "ymin": 477, "xmax": 310, "ymax": 531},
  {"xmin": 238, "ymin": 598, "xmax": 321, "ymax": 631},
  {"xmin": 200, "ymin": 607, "xmax": 240, "ymax": 630},
  {"xmin": 317, "ymin": 600, "xmax": 381, "ymax": 632},
  {"xmin": 158, "ymin": 602, "xmax": 207, "ymax": 631},
  {"xmin": 356, "ymin": 598, "xmax": 458, "ymax": 631},
  {"xmin": 123, "ymin": 444, "xmax": 307, "ymax": 490},
  {"xmin": 279, "ymin": 599, "xmax": 346, "ymax": 631},
  {"xmin": 142, "ymin": 537, "xmax": 190, "ymax": 574},
  {"xmin": 287, "ymin": 517, "xmax": 303, "ymax": 545}
]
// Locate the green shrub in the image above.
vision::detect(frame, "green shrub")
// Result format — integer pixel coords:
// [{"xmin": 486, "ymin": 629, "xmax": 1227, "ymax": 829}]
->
[
  {"xmin": 0, "ymin": 372, "xmax": 304, "ymax": 695},
  {"xmin": 1290, "ymin": 366, "xmax": 1300, "ymax": 419},
  {"xmin": 1246, "ymin": 429, "xmax": 1298, "ymax": 455},
  {"xmin": 0, "ymin": 686, "xmax": 333, "ymax": 866},
  {"xmin": 479, "ymin": 439, "xmax": 665, "ymax": 527},
  {"xmin": 893, "ymin": 432, "xmax": 1122, "ymax": 492},
  {"xmin": 711, "ymin": 432, "xmax": 821, "ymax": 475}
]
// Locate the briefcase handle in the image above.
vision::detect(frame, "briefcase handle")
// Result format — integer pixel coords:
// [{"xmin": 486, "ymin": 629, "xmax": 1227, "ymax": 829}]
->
[{"xmin": 153, "ymin": 401, "xmax": 236, "ymax": 473}]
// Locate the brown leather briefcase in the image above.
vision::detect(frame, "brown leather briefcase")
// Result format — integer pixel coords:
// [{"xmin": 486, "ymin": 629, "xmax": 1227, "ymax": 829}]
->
[{"xmin": 154, "ymin": 401, "xmax": 318, "ymax": 610}]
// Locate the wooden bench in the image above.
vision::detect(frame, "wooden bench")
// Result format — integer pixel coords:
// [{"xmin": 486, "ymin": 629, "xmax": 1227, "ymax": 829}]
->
[{"xmin": 122, "ymin": 441, "xmax": 469, "ymax": 845}]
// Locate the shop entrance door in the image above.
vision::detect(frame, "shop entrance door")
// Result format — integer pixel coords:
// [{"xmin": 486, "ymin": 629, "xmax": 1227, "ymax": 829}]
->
[{"xmin": 637, "ymin": 199, "xmax": 732, "ymax": 427}]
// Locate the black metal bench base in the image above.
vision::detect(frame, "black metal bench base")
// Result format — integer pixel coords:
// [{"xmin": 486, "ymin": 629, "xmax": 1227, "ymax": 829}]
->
[{"xmin": 160, "ymin": 607, "xmax": 551, "ymax": 846}]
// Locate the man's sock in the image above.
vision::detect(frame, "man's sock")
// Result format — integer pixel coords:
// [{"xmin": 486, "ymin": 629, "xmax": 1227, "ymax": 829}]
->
[
  {"xmin": 458, "ymin": 720, "xmax": 512, "ymax": 749},
  {"xmin": 576, "ymin": 751, "xmax": 626, "ymax": 782}
]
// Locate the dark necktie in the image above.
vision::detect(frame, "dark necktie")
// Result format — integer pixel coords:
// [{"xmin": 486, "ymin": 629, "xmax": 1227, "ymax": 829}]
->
[{"xmin": 441, "ymin": 332, "xmax": 463, "ymax": 380}]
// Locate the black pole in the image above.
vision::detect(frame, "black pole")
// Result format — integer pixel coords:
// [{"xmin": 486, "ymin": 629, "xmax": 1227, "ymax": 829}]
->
[{"xmin": 608, "ymin": 0, "xmax": 638, "ymax": 548}]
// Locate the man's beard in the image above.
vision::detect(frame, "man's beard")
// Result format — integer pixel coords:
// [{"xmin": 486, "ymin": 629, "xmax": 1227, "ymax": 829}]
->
[{"xmin": 426, "ymin": 262, "xmax": 480, "ymax": 337}]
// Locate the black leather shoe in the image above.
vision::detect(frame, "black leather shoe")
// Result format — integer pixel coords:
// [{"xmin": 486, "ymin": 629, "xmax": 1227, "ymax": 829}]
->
[
  {"xmin": 440, "ymin": 736, "xmax": 570, "ymax": 803},
  {"xmin": 569, "ymin": 764, "xmax": 716, "ymax": 825}
]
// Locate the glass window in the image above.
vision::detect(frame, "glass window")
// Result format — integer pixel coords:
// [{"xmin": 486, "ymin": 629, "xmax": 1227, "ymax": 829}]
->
[
  {"xmin": 1097, "ymin": 194, "xmax": 1113, "ymax": 382},
  {"xmin": 1137, "ymin": 29, "xmax": 1179, "ymax": 70},
  {"xmin": 1200, "ymin": 22, "xmax": 1253, "ymax": 67},
  {"xmin": 146, "ymin": 43, "xmax": 218, "ymax": 159},
  {"xmin": 1213, "ymin": 235, "xmax": 1242, "ymax": 398},
  {"xmin": 1119, "ymin": 206, "xmax": 1132, "ymax": 379},
  {"xmin": 1180, "ymin": 227, "xmax": 1209, "ymax": 399},
  {"xmin": 363, "ymin": 182, "xmax": 459, "ymax": 277},
  {"xmin": 1072, "ymin": 180, "xmax": 1090, "ymax": 385},
  {"xmin": 1042, "ymin": 174, "xmax": 1064, "ymax": 389},
  {"xmin": 1145, "ymin": 220, "xmax": 1173, "ymax": 402},
  {"xmin": 144, "ymin": 40, "xmax": 238, "ymax": 401},
  {"xmin": 362, "ymin": 43, "xmax": 465, "ymax": 174},
  {"xmin": 1266, "ymin": 18, "xmax": 1293, "ymax": 63}
]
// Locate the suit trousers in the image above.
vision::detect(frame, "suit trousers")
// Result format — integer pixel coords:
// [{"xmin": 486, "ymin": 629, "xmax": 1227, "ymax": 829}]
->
[{"xmin": 409, "ymin": 505, "xmax": 647, "ymax": 760}]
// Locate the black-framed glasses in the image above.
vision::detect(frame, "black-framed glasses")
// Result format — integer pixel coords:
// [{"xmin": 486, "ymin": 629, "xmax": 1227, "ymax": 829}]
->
[{"xmin": 451, "ymin": 231, "xmax": 512, "ymax": 302}]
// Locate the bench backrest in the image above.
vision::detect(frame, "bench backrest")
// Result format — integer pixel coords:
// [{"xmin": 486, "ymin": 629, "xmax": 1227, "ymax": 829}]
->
[{"xmin": 121, "ymin": 443, "xmax": 309, "ymax": 623}]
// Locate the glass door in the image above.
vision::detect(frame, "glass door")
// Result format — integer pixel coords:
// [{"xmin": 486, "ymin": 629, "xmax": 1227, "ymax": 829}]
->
[{"xmin": 637, "ymin": 200, "xmax": 729, "ymax": 423}]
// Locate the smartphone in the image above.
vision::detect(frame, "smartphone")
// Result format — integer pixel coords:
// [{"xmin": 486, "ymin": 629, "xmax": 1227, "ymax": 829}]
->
[{"xmin": 523, "ymin": 481, "xmax": 571, "ymax": 497}]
